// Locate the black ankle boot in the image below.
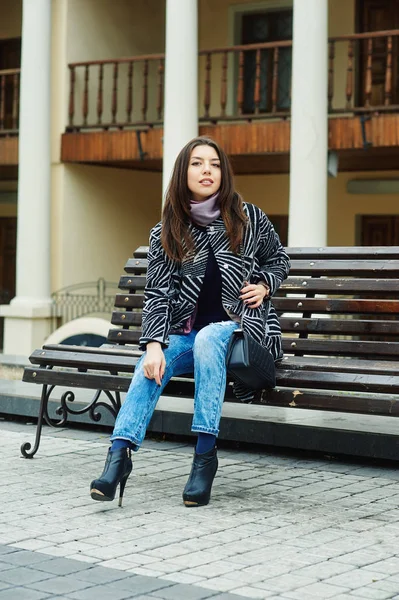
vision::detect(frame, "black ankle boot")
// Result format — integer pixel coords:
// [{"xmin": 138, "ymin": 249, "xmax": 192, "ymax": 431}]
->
[
  {"xmin": 182, "ymin": 446, "xmax": 218, "ymax": 507},
  {"xmin": 90, "ymin": 447, "xmax": 132, "ymax": 507}
]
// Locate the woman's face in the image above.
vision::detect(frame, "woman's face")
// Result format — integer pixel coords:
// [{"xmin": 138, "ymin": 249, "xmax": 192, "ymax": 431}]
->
[{"xmin": 187, "ymin": 145, "xmax": 221, "ymax": 202}]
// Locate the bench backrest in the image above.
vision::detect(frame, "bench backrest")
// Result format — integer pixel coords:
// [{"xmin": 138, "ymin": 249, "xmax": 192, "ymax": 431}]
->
[{"xmin": 108, "ymin": 246, "xmax": 399, "ymax": 361}]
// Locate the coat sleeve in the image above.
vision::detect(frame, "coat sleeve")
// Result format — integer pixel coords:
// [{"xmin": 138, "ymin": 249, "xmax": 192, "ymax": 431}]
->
[
  {"xmin": 254, "ymin": 209, "xmax": 290, "ymax": 297},
  {"xmin": 139, "ymin": 223, "xmax": 177, "ymax": 349}
]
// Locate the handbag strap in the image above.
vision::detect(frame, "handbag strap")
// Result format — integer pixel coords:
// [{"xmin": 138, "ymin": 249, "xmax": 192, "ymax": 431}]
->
[{"xmin": 239, "ymin": 216, "xmax": 256, "ymax": 328}]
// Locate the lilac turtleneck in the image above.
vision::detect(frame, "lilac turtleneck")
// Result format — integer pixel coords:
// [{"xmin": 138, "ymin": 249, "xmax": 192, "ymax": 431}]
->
[{"xmin": 189, "ymin": 192, "xmax": 220, "ymax": 226}]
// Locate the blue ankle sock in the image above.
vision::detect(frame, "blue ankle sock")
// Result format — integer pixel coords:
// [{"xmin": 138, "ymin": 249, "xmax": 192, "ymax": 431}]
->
[
  {"xmin": 111, "ymin": 439, "xmax": 135, "ymax": 452},
  {"xmin": 196, "ymin": 433, "xmax": 216, "ymax": 454}
]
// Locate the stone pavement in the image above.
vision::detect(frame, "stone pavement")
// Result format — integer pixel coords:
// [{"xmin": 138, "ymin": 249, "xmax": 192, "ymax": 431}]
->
[{"xmin": 1, "ymin": 421, "xmax": 399, "ymax": 600}]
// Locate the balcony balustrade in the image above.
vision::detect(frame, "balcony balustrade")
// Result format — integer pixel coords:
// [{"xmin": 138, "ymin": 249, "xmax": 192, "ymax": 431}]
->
[{"xmin": 66, "ymin": 30, "xmax": 399, "ymax": 132}]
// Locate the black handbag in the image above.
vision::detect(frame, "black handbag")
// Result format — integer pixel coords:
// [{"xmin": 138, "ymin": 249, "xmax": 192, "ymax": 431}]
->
[
  {"xmin": 226, "ymin": 329, "xmax": 276, "ymax": 390},
  {"xmin": 225, "ymin": 221, "xmax": 276, "ymax": 391}
]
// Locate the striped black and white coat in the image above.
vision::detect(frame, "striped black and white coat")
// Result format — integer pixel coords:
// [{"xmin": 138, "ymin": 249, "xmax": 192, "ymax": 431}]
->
[{"xmin": 140, "ymin": 202, "xmax": 291, "ymax": 401}]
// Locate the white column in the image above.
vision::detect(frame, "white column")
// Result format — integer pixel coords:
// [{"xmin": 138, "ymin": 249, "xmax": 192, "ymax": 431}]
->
[
  {"xmin": 162, "ymin": 0, "xmax": 198, "ymax": 199},
  {"xmin": 0, "ymin": 0, "xmax": 52, "ymax": 355},
  {"xmin": 288, "ymin": 0, "xmax": 328, "ymax": 246}
]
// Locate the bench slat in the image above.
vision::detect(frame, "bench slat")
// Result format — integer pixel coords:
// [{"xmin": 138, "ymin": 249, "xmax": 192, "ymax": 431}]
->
[
  {"xmin": 23, "ymin": 368, "xmax": 132, "ymax": 391},
  {"xmin": 277, "ymin": 369, "xmax": 399, "ymax": 394},
  {"xmin": 114, "ymin": 294, "xmax": 144, "ymax": 309},
  {"xmin": 280, "ymin": 356, "xmax": 399, "ymax": 376},
  {"xmin": 274, "ymin": 298, "xmax": 399, "ymax": 314},
  {"xmin": 289, "ymin": 260, "xmax": 399, "ymax": 276},
  {"xmin": 108, "ymin": 329, "xmax": 141, "ymax": 344},
  {"xmin": 42, "ymin": 343, "xmax": 140, "ymax": 354},
  {"xmin": 118, "ymin": 275, "xmax": 146, "ymax": 290},
  {"xmin": 29, "ymin": 349, "xmax": 139, "ymax": 371},
  {"xmin": 279, "ymin": 317, "xmax": 399, "ymax": 336},
  {"xmin": 280, "ymin": 278, "xmax": 399, "ymax": 294},
  {"xmin": 282, "ymin": 337, "xmax": 399, "ymax": 357},
  {"xmin": 111, "ymin": 312, "xmax": 142, "ymax": 326},
  {"xmin": 284, "ymin": 247, "xmax": 399, "ymax": 260},
  {"xmin": 124, "ymin": 258, "xmax": 148, "ymax": 273},
  {"xmin": 263, "ymin": 387, "xmax": 399, "ymax": 415}
]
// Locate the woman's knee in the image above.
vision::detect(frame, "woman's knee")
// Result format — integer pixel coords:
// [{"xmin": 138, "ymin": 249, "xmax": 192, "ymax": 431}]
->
[{"xmin": 193, "ymin": 322, "xmax": 235, "ymax": 358}]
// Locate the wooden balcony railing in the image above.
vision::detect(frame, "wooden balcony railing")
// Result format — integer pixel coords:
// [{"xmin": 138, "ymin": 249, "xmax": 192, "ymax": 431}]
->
[
  {"xmin": 66, "ymin": 30, "xmax": 399, "ymax": 131},
  {"xmin": 0, "ymin": 68, "xmax": 20, "ymax": 135}
]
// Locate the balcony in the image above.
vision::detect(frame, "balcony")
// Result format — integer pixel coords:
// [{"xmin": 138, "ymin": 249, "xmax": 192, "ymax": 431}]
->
[
  {"xmin": 55, "ymin": 30, "xmax": 399, "ymax": 172},
  {"xmin": 0, "ymin": 67, "xmax": 20, "ymax": 175}
]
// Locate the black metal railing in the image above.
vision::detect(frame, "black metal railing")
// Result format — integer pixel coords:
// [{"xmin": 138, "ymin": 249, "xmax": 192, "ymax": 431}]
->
[{"xmin": 51, "ymin": 278, "xmax": 119, "ymax": 331}]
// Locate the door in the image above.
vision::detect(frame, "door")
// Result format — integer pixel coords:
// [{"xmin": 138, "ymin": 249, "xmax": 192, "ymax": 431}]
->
[
  {"xmin": 241, "ymin": 10, "xmax": 292, "ymax": 114},
  {"xmin": 269, "ymin": 215, "xmax": 288, "ymax": 247},
  {"xmin": 361, "ymin": 215, "xmax": 399, "ymax": 245},
  {"xmin": 357, "ymin": 0, "xmax": 399, "ymax": 106},
  {"xmin": 0, "ymin": 217, "xmax": 17, "ymax": 349}
]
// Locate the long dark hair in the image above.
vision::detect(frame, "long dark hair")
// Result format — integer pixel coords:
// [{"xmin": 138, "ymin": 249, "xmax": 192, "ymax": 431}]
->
[{"xmin": 161, "ymin": 136, "xmax": 247, "ymax": 262}]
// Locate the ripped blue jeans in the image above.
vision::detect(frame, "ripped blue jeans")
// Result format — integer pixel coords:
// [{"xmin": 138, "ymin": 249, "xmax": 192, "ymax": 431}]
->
[{"xmin": 111, "ymin": 320, "xmax": 239, "ymax": 449}]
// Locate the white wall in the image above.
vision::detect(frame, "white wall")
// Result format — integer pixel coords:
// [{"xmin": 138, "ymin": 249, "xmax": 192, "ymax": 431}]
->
[{"xmin": 54, "ymin": 164, "xmax": 162, "ymax": 290}]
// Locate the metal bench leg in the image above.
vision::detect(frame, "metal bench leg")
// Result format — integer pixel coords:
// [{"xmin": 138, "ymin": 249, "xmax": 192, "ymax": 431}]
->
[{"xmin": 20, "ymin": 382, "xmax": 54, "ymax": 459}]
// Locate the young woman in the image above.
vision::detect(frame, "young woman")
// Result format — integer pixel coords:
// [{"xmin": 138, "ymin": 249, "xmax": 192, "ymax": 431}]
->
[{"xmin": 90, "ymin": 136, "xmax": 290, "ymax": 508}]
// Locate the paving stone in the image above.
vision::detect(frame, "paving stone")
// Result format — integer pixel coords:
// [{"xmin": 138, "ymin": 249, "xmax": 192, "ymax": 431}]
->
[
  {"xmin": 227, "ymin": 586, "xmax": 272, "ymax": 598},
  {"xmin": 210, "ymin": 595, "xmax": 262, "ymax": 600},
  {"xmin": 290, "ymin": 560, "xmax": 355, "ymax": 580},
  {"xmin": 349, "ymin": 586, "xmax": 399, "ymax": 599},
  {"xmin": 210, "ymin": 595, "xmax": 259, "ymax": 600},
  {"xmin": 152, "ymin": 583, "xmax": 217, "ymax": 599},
  {"xmin": 283, "ymin": 581, "xmax": 350, "ymax": 598},
  {"xmin": 74, "ymin": 565, "xmax": 132, "ymax": 584},
  {"xmin": 323, "ymin": 569, "xmax": 387, "ymax": 589},
  {"xmin": 104, "ymin": 574, "xmax": 172, "ymax": 593},
  {"xmin": 0, "ymin": 567, "xmax": 53, "ymax": 586},
  {"xmin": 162, "ymin": 572, "xmax": 206, "ymax": 585},
  {"xmin": 66, "ymin": 585, "xmax": 135, "ymax": 600},
  {"xmin": 28, "ymin": 575, "xmax": 94, "ymax": 594},
  {"xmin": 254, "ymin": 573, "xmax": 317, "ymax": 593},
  {"xmin": 0, "ymin": 551, "xmax": 50, "ymax": 568},
  {"xmin": 0, "ymin": 588, "xmax": 50, "ymax": 600},
  {"xmin": 362, "ymin": 557, "xmax": 399, "ymax": 575},
  {"xmin": 0, "ymin": 548, "xmax": 19, "ymax": 557},
  {"xmin": 33, "ymin": 557, "xmax": 96, "ymax": 576},
  {"xmin": 196, "ymin": 577, "xmax": 243, "ymax": 592},
  {"xmin": 334, "ymin": 550, "xmax": 393, "ymax": 568}
]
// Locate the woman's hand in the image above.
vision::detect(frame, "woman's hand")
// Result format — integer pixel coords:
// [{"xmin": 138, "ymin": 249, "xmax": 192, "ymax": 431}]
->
[
  {"xmin": 143, "ymin": 342, "xmax": 166, "ymax": 385},
  {"xmin": 240, "ymin": 281, "xmax": 270, "ymax": 309}
]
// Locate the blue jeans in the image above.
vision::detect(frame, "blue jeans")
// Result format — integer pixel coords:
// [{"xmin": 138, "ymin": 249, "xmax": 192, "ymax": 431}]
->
[{"xmin": 111, "ymin": 320, "xmax": 239, "ymax": 449}]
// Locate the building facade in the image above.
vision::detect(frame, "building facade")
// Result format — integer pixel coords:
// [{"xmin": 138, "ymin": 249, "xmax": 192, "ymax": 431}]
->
[{"xmin": 0, "ymin": 0, "xmax": 398, "ymax": 354}]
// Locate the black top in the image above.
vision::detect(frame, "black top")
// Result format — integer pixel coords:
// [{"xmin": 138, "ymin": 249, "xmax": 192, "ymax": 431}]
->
[{"xmin": 193, "ymin": 244, "xmax": 230, "ymax": 330}]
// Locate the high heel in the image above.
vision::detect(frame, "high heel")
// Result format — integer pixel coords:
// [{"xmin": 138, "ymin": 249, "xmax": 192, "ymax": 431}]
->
[
  {"xmin": 90, "ymin": 447, "xmax": 132, "ymax": 506},
  {"xmin": 182, "ymin": 446, "xmax": 218, "ymax": 507},
  {"xmin": 118, "ymin": 473, "xmax": 129, "ymax": 507}
]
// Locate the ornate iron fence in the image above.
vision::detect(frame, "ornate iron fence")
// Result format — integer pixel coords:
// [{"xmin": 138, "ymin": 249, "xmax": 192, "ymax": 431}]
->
[{"xmin": 51, "ymin": 278, "xmax": 119, "ymax": 331}]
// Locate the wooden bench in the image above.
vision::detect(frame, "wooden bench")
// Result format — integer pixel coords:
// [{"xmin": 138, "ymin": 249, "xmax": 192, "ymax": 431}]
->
[{"xmin": 21, "ymin": 246, "xmax": 399, "ymax": 459}]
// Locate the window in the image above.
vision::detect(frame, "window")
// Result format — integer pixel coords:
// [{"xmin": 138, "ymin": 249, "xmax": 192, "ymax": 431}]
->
[
  {"xmin": 241, "ymin": 10, "xmax": 292, "ymax": 114},
  {"xmin": 360, "ymin": 215, "xmax": 399, "ymax": 245}
]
